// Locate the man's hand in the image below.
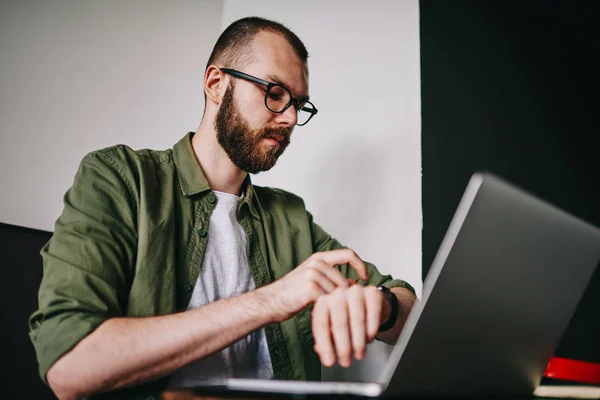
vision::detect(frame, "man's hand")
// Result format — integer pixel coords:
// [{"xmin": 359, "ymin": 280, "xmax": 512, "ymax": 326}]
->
[
  {"xmin": 311, "ymin": 283, "xmax": 387, "ymax": 368},
  {"xmin": 264, "ymin": 249, "xmax": 369, "ymax": 322}
]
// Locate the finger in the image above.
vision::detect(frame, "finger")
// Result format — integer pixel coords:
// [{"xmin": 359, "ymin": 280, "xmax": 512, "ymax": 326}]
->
[
  {"xmin": 329, "ymin": 291, "xmax": 352, "ymax": 368},
  {"xmin": 305, "ymin": 266, "xmax": 338, "ymax": 294},
  {"xmin": 347, "ymin": 285, "xmax": 367, "ymax": 360},
  {"xmin": 364, "ymin": 286, "xmax": 384, "ymax": 342},
  {"xmin": 317, "ymin": 249, "xmax": 369, "ymax": 281},
  {"xmin": 311, "ymin": 261, "xmax": 349, "ymax": 288},
  {"xmin": 312, "ymin": 299, "xmax": 335, "ymax": 367},
  {"xmin": 347, "ymin": 278, "xmax": 357, "ymax": 285}
]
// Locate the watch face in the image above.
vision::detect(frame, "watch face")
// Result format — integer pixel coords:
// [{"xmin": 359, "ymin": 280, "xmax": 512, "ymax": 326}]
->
[{"xmin": 377, "ymin": 285, "xmax": 391, "ymax": 294}]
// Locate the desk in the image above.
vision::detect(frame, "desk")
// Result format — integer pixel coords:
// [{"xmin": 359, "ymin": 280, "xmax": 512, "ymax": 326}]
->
[
  {"xmin": 162, "ymin": 390, "xmax": 360, "ymax": 400},
  {"xmin": 161, "ymin": 385, "xmax": 600, "ymax": 400},
  {"xmin": 162, "ymin": 391, "xmax": 264, "ymax": 400}
]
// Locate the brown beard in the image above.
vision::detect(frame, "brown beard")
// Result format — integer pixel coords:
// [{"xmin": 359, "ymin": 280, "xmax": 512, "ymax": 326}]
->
[{"xmin": 215, "ymin": 81, "xmax": 292, "ymax": 174}]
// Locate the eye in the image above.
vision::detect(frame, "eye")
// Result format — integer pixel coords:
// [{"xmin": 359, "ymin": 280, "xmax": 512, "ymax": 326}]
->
[
  {"xmin": 267, "ymin": 92, "xmax": 281, "ymax": 100},
  {"xmin": 268, "ymin": 85, "xmax": 287, "ymax": 98}
]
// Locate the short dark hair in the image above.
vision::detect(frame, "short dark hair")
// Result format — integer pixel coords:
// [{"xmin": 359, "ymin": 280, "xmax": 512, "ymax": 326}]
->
[{"xmin": 206, "ymin": 16, "xmax": 309, "ymax": 71}]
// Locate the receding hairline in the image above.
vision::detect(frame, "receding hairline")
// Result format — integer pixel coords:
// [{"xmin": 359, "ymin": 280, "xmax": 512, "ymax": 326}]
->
[
  {"xmin": 205, "ymin": 15, "xmax": 309, "ymax": 72},
  {"xmin": 207, "ymin": 29, "xmax": 306, "ymax": 72}
]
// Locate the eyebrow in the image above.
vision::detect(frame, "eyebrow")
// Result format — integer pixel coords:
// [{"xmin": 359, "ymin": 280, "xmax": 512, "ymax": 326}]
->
[{"xmin": 266, "ymin": 74, "xmax": 310, "ymax": 102}]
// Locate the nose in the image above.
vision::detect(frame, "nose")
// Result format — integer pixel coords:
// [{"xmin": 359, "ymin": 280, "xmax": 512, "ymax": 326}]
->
[{"xmin": 276, "ymin": 104, "xmax": 298, "ymax": 127}]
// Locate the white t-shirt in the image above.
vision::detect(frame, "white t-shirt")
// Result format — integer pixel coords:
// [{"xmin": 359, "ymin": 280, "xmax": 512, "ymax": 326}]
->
[{"xmin": 168, "ymin": 190, "xmax": 274, "ymax": 387}]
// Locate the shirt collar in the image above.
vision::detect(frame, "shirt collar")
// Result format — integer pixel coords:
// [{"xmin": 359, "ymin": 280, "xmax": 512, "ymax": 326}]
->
[
  {"xmin": 239, "ymin": 174, "xmax": 261, "ymax": 220},
  {"xmin": 173, "ymin": 132, "xmax": 212, "ymax": 196},
  {"xmin": 173, "ymin": 132, "xmax": 261, "ymax": 219}
]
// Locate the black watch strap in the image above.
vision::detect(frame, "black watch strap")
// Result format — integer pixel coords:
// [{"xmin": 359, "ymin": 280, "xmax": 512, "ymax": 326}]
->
[{"xmin": 377, "ymin": 285, "xmax": 399, "ymax": 332}]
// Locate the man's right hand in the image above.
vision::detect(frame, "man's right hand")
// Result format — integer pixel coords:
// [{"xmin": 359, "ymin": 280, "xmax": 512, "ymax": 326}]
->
[{"xmin": 263, "ymin": 249, "xmax": 369, "ymax": 322}]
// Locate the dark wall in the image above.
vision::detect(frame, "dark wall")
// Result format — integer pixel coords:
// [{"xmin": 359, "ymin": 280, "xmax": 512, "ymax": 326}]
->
[
  {"xmin": 420, "ymin": 1, "xmax": 600, "ymax": 363},
  {"xmin": 0, "ymin": 223, "xmax": 54, "ymax": 398}
]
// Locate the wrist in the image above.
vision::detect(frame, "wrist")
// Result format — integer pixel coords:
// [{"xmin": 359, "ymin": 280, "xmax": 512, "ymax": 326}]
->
[
  {"xmin": 377, "ymin": 285, "xmax": 399, "ymax": 332},
  {"xmin": 380, "ymin": 293, "xmax": 392, "ymax": 323},
  {"xmin": 254, "ymin": 284, "xmax": 286, "ymax": 323}
]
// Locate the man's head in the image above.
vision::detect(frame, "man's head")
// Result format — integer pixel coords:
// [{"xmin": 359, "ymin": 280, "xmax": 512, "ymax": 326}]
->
[{"xmin": 203, "ymin": 17, "xmax": 311, "ymax": 174}]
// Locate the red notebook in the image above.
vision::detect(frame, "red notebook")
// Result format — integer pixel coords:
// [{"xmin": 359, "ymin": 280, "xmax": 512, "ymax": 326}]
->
[{"xmin": 544, "ymin": 356, "xmax": 600, "ymax": 385}]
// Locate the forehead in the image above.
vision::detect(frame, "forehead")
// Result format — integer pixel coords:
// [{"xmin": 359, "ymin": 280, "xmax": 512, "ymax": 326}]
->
[{"xmin": 244, "ymin": 31, "xmax": 309, "ymax": 97}]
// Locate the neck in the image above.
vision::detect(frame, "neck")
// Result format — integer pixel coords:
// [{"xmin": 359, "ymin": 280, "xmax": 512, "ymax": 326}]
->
[{"xmin": 191, "ymin": 118, "xmax": 247, "ymax": 196}]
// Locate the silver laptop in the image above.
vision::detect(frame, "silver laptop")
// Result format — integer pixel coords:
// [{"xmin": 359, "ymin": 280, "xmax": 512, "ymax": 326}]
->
[{"xmin": 191, "ymin": 172, "xmax": 600, "ymax": 397}]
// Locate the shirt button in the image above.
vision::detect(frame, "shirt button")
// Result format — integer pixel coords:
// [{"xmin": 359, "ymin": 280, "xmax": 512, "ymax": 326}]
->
[
  {"xmin": 183, "ymin": 283, "xmax": 193, "ymax": 292},
  {"xmin": 207, "ymin": 194, "xmax": 216, "ymax": 204},
  {"xmin": 198, "ymin": 228, "xmax": 207, "ymax": 237}
]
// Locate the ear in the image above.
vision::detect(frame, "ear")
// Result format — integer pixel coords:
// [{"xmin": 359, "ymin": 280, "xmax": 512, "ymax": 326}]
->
[{"xmin": 204, "ymin": 65, "xmax": 225, "ymax": 105}]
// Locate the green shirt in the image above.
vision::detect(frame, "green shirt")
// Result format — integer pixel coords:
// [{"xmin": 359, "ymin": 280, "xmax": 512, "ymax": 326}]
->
[{"xmin": 29, "ymin": 132, "xmax": 415, "ymax": 400}]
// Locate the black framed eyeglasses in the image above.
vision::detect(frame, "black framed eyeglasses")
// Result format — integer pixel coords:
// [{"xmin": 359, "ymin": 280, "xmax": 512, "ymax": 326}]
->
[{"xmin": 221, "ymin": 68, "xmax": 318, "ymax": 126}]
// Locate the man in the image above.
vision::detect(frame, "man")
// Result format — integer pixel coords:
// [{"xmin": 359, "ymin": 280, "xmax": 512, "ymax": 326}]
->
[{"xmin": 29, "ymin": 17, "xmax": 416, "ymax": 400}]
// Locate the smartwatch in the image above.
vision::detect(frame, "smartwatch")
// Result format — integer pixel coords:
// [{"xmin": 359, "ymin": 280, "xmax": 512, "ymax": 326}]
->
[{"xmin": 377, "ymin": 285, "xmax": 399, "ymax": 332}]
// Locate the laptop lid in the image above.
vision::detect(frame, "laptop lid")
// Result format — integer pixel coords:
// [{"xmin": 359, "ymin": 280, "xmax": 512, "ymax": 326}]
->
[{"xmin": 380, "ymin": 173, "xmax": 600, "ymax": 396}]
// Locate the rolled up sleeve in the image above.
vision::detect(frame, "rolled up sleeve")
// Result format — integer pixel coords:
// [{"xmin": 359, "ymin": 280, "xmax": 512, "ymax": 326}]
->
[{"xmin": 28, "ymin": 150, "xmax": 138, "ymax": 384}]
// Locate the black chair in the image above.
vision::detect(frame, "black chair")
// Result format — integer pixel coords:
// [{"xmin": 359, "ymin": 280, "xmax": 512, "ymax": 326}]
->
[{"xmin": 0, "ymin": 222, "xmax": 55, "ymax": 399}]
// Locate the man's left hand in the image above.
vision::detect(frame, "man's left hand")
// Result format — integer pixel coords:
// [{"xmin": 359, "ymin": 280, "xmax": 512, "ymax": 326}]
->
[{"xmin": 310, "ymin": 282, "xmax": 389, "ymax": 368}]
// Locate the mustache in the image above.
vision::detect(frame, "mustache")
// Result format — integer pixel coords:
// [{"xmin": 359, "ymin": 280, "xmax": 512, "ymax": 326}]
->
[{"xmin": 259, "ymin": 127, "xmax": 292, "ymax": 145}]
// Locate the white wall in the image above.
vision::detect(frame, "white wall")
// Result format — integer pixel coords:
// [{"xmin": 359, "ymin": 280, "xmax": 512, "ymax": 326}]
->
[
  {"xmin": 221, "ymin": 0, "xmax": 421, "ymax": 382},
  {"xmin": 1, "ymin": 0, "xmax": 421, "ymax": 381},
  {"xmin": 0, "ymin": 0, "xmax": 223, "ymax": 230}
]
